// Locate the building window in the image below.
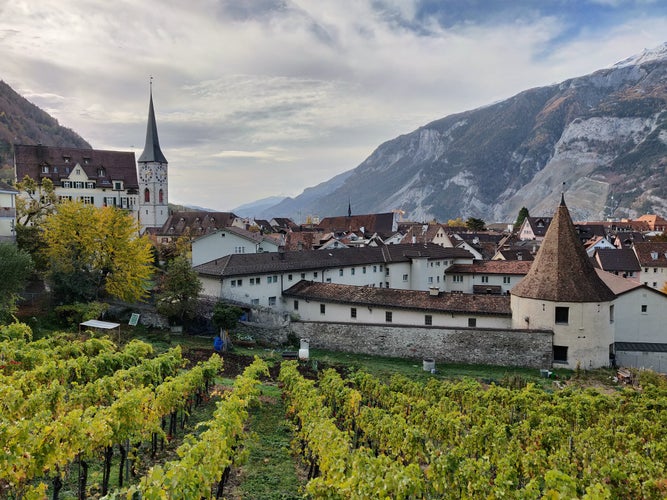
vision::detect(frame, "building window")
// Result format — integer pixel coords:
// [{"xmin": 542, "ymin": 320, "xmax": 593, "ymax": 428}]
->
[
  {"xmin": 41, "ymin": 165, "xmax": 50, "ymax": 173},
  {"xmin": 339, "ymin": 269, "xmax": 344, "ymax": 276},
  {"xmin": 363, "ymin": 266, "xmax": 367, "ymax": 274},
  {"xmin": 231, "ymin": 280, "xmax": 237, "ymax": 287},
  {"xmin": 652, "ymin": 282, "xmax": 657, "ymax": 288},
  {"xmin": 373, "ymin": 265, "xmax": 377, "ymax": 272},
  {"xmin": 268, "ymin": 296, "xmax": 276, "ymax": 306},
  {"xmin": 428, "ymin": 277, "xmax": 433, "ymax": 284},
  {"xmin": 237, "ymin": 279, "xmax": 242, "ymax": 286},
  {"xmin": 86, "ymin": 182, "xmax": 95, "ymax": 189},
  {"xmin": 250, "ymin": 278, "xmax": 255, "ymax": 285},
  {"xmin": 481, "ymin": 276, "xmax": 489, "ymax": 283},
  {"xmin": 159, "ymin": 189, "xmax": 164, "ymax": 204},
  {"xmin": 62, "ymin": 181, "xmax": 72, "ymax": 188},
  {"xmin": 468, "ymin": 318, "xmax": 477, "ymax": 327},
  {"xmin": 351, "ymin": 268, "xmax": 355, "ymax": 275},
  {"xmin": 503, "ymin": 276, "xmax": 511, "ymax": 284},
  {"xmin": 641, "ymin": 304, "xmax": 648, "ymax": 313},
  {"xmin": 609, "ymin": 304, "xmax": 614, "ymax": 324},
  {"xmin": 351, "ymin": 307, "xmax": 357, "ymax": 318},
  {"xmin": 113, "ymin": 181, "xmax": 123, "ymax": 190},
  {"xmin": 385, "ymin": 268, "xmax": 390, "ymax": 276},
  {"xmin": 301, "ymin": 273, "xmax": 306, "ymax": 279},
  {"xmin": 385, "ymin": 311, "xmax": 392, "ymax": 322},
  {"xmin": 452, "ymin": 275, "xmax": 463, "ymax": 283},
  {"xmin": 256, "ymin": 277, "xmax": 261, "ymax": 285},
  {"xmin": 75, "ymin": 181, "xmax": 84, "ymax": 189},
  {"xmin": 293, "ymin": 300, "xmax": 299, "ymax": 310},
  {"xmin": 425, "ymin": 315, "xmax": 432, "ymax": 326},
  {"xmin": 80, "ymin": 196, "xmax": 94, "ymax": 204},
  {"xmin": 144, "ymin": 188, "xmax": 150, "ymax": 202},
  {"xmin": 288, "ymin": 274, "xmax": 293, "ymax": 281},
  {"xmin": 320, "ymin": 304, "xmax": 326, "ymax": 315},
  {"xmin": 326, "ymin": 278, "xmax": 332, "ymax": 283},
  {"xmin": 385, "ymin": 282, "xmax": 389, "ymax": 288},
  {"xmin": 251, "ymin": 299, "xmax": 259, "ymax": 306},
  {"xmin": 403, "ymin": 274, "xmax": 408, "ymax": 281},
  {"xmin": 555, "ymin": 307, "xmax": 569, "ymax": 324},
  {"xmin": 553, "ymin": 345, "xmax": 568, "ymax": 363},
  {"xmin": 313, "ymin": 272, "xmax": 318, "ymax": 279}
]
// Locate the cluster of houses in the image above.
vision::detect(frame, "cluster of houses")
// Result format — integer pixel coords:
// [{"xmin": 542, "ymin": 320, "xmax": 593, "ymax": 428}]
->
[{"xmin": 2, "ymin": 89, "xmax": 667, "ymax": 373}]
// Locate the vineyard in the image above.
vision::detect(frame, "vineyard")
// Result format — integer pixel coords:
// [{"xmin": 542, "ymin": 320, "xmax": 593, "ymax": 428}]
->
[{"xmin": 2, "ymin": 321, "xmax": 667, "ymax": 499}]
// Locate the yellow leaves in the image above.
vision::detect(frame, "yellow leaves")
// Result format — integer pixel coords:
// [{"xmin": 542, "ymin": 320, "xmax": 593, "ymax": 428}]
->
[{"xmin": 42, "ymin": 201, "xmax": 154, "ymax": 302}]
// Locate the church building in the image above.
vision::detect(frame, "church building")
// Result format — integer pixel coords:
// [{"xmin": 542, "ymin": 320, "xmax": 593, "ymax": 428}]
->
[
  {"xmin": 13, "ymin": 85, "xmax": 168, "ymax": 234},
  {"xmin": 137, "ymin": 85, "xmax": 169, "ymax": 233}
]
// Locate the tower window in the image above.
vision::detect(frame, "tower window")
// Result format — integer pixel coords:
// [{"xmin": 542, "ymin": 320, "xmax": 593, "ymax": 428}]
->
[
  {"xmin": 144, "ymin": 188, "xmax": 150, "ymax": 202},
  {"xmin": 555, "ymin": 307, "xmax": 569, "ymax": 324},
  {"xmin": 159, "ymin": 189, "xmax": 164, "ymax": 204}
]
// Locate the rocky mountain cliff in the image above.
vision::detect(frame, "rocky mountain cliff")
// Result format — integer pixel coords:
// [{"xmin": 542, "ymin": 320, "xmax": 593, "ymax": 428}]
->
[
  {"xmin": 266, "ymin": 43, "xmax": 667, "ymax": 222},
  {"xmin": 0, "ymin": 80, "xmax": 90, "ymax": 180}
]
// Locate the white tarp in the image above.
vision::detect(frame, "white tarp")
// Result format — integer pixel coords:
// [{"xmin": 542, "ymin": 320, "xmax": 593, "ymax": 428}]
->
[{"xmin": 79, "ymin": 319, "xmax": 121, "ymax": 330}]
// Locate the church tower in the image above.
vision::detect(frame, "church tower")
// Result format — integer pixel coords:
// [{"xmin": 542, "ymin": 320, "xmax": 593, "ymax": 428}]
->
[
  {"xmin": 511, "ymin": 195, "xmax": 616, "ymax": 369},
  {"xmin": 137, "ymin": 82, "xmax": 168, "ymax": 232}
]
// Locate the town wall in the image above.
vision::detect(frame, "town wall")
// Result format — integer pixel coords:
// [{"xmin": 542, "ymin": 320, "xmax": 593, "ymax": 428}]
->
[{"xmin": 287, "ymin": 321, "xmax": 553, "ymax": 369}]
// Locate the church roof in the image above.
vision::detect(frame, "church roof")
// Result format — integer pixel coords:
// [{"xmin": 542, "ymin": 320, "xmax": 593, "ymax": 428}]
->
[
  {"xmin": 138, "ymin": 90, "xmax": 167, "ymax": 164},
  {"xmin": 511, "ymin": 195, "xmax": 615, "ymax": 302}
]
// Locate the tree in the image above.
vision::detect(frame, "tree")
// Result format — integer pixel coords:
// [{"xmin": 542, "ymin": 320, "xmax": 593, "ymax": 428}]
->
[
  {"xmin": 156, "ymin": 256, "xmax": 203, "ymax": 326},
  {"xmin": 465, "ymin": 217, "xmax": 486, "ymax": 231},
  {"xmin": 42, "ymin": 201, "xmax": 154, "ymax": 304},
  {"xmin": 0, "ymin": 243, "xmax": 34, "ymax": 322},
  {"xmin": 212, "ymin": 303, "xmax": 243, "ymax": 349},
  {"xmin": 514, "ymin": 207, "xmax": 530, "ymax": 232},
  {"xmin": 14, "ymin": 176, "xmax": 58, "ymax": 273},
  {"xmin": 446, "ymin": 217, "xmax": 466, "ymax": 227},
  {"xmin": 15, "ymin": 175, "xmax": 57, "ymax": 226}
]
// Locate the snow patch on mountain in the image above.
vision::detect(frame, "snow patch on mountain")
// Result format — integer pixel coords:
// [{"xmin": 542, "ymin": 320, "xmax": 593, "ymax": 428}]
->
[{"xmin": 613, "ymin": 42, "xmax": 667, "ymax": 68}]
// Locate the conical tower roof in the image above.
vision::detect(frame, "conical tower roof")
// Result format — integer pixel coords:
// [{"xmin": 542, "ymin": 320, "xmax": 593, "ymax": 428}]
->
[
  {"xmin": 138, "ymin": 87, "xmax": 167, "ymax": 164},
  {"xmin": 511, "ymin": 195, "xmax": 615, "ymax": 302}
]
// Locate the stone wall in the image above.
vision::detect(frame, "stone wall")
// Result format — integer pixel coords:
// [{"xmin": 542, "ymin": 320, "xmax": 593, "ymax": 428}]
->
[{"xmin": 289, "ymin": 321, "xmax": 553, "ymax": 369}]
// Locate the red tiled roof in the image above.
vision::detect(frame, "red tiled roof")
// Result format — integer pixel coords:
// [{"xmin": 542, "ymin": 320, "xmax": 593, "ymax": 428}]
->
[
  {"xmin": 317, "ymin": 212, "xmax": 394, "ymax": 235},
  {"xmin": 633, "ymin": 241, "xmax": 667, "ymax": 267},
  {"xmin": 283, "ymin": 280, "xmax": 511, "ymax": 316},
  {"xmin": 158, "ymin": 211, "xmax": 238, "ymax": 239}
]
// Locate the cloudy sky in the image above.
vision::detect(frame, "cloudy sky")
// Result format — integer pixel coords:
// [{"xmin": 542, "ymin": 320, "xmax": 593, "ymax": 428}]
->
[{"xmin": 1, "ymin": 1, "xmax": 667, "ymax": 213}]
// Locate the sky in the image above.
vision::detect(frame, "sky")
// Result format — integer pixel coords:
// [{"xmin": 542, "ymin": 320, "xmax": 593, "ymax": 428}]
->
[{"xmin": 1, "ymin": 1, "xmax": 667, "ymax": 214}]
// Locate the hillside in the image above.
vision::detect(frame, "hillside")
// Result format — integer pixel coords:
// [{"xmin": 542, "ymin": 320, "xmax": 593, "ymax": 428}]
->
[
  {"xmin": 0, "ymin": 80, "xmax": 90, "ymax": 181},
  {"xmin": 260, "ymin": 43, "xmax": 667, "ymax": 223}
]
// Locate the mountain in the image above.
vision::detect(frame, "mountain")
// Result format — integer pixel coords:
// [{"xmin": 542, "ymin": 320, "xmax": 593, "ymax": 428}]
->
[
  {"xmin": 231, "ymin": 196, "xmax": 288, "ymax": 217},
  {"xmin": 0, "ymin": 80, "xmax": 90, "ymax": 180},
  {"xmin": 260, "ymin": 43, "xmax": 667, "ymax": 223}
]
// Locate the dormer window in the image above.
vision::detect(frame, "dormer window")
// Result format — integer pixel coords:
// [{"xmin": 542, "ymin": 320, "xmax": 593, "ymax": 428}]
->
[
  {"xmin": 113, "ymin": 181, "xmax": 123, "ymax": 191},
  {"xmin": 63, "ymin": 156, "xmax": 70, "ymax": 163},
  {"xmin": 98, "ymin": 167, "xmax": 106, "ymax": 177},
  {"xmin": 83, "ymin": 157, "xmax": 90, "ymax": 164},
  {"xmin": 651, "ymin": 251, "xmax": 658, "ymax": 260},
  {"xmin": 41, "ymin": 165, "xmax": 50, "ymax": 173}
]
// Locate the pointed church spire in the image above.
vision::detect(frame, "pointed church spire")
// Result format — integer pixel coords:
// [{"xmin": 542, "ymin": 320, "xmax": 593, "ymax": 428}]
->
[
  {"xmin": 511, "ymin": 195, "xmax": 615, "ymax": 302},
  {"xmin": 138, "ymin": 78, "xmax": 168, "ymax": 163}
]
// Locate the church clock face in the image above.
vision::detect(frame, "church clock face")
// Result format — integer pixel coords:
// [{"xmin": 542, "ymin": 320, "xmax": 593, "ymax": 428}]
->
[
  {"xmin": 139, "ymin": 165, "xmax": 152, "ymax": 182},
  {"xmin": 155, "ymin": 165, "xmax": 167, "ymax": 183}
]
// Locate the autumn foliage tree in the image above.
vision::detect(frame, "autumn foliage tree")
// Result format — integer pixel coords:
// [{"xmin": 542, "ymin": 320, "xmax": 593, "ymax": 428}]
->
[
  {"xmin": 156, "ymin": 256, "xmax": 203, "ymax": 326},
  {"xmin": 42, "ymin": 201, "xmax": 154, "ymax": 304}
]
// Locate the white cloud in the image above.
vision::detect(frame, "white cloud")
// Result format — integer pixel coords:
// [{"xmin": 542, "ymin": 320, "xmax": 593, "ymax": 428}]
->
[{"xmin": 1, "ymin": 1, "xmax": 666, "ymax": 212}]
